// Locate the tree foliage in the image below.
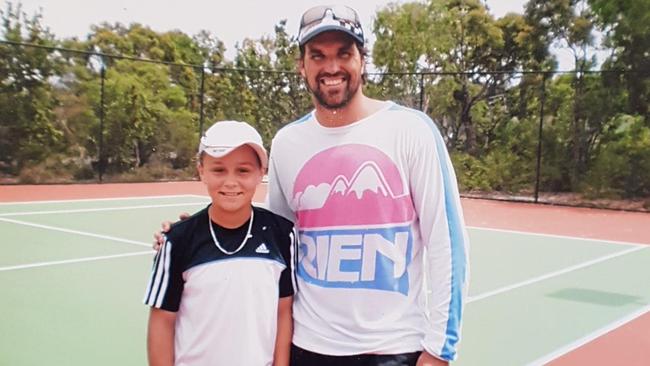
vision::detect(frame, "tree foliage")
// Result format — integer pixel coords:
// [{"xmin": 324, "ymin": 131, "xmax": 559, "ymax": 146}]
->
[
  {"xmin": 227, "ymin": 20, "xmax": 311, "ymax": 145},
  {"xmin": 589, "ymin": 0, "xmax": 650, "ymax": 119},
  {"xmin": 373, "ymin": 0, "xmax": 543, "ymax": 155},
  {"xmin": 0, "ymin": 0, "xmax": 647, "ymax": 204},
  {"xmin": 0, "ymin": 2, "xmax": 61, "ymax": 173}
]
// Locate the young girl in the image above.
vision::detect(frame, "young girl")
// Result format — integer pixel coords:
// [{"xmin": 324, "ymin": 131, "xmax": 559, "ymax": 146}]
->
[{"xmin": 144, "ymin": 121, "xmax": 294, "ymax": 366}]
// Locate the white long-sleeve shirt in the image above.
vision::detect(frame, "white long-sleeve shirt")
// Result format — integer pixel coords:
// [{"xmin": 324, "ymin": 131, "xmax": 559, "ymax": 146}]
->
[{"xmin": 267, "ymin": 101, "xmax": 469, "ymax": 361}]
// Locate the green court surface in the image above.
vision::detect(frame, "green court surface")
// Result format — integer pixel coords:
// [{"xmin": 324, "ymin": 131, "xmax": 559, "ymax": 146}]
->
[{"xmin": 0, "ymin": 196, "xmax": 647, "ymax": 365}]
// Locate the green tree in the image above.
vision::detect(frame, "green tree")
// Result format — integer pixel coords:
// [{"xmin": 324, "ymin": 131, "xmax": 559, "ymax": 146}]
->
[
  {"xmin": 586, "ymin": 114, "xmax": 650, "ymax": 197},
  {"xmin": 371, "ymin": 0, "xmax": 556, "ymax": 195},
  {"xmin": 228, "ymin": 20, "xmax": 311, "ymax": 145},
  {"xmin": 525, "ymin": 0, "xmax": 598, "ymax": 188},
  {"xmin": 589, "ymin": 0, "xmax": 650, "ymax": 120},
  {"xmin": 371, "ymin": 1, "xmax": 436, "ymax": 108},
  {"xmin": 373, "ymin": 0, "xmax": 540, "ymax": 156},
  {"xmin": 96, "ymin": 60, "xmax": 194, "ymax": 171},
  {"xmin": 83, "ymin": 23, "xmax": 209, "ymax": 113},
  {"xmin": 58, "ymin": 24, "xmax": 233, "ymax": 176},
  {"xmin": 0, "ymin": 1, "xmax": 62, "ymax": 174}
]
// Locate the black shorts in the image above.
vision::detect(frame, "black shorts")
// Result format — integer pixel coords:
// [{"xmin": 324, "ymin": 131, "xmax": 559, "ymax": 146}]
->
[{"xmin": 290, "ymin": 344, "xmax": 422, "ymax": 366}]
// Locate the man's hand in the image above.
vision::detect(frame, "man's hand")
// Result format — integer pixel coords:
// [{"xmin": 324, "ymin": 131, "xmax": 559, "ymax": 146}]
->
[
  {"xmin": 416, "ymin": 351, "xmax": 448, "ymax": 366},
  {"xmin": 152, "ymin": 213, "xmax": 190, "ymax": 251}
]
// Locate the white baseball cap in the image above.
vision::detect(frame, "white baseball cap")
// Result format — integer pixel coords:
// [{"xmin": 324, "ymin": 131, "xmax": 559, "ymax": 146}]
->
[{"xmin": 198, "ymin": 121, "xmax": 268, "ymax": 169}]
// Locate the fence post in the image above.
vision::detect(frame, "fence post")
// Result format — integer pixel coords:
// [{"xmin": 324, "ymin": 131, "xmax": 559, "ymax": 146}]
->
[
  {"xmin": 534, "ymin": 72, "xmax": 548, "ymax": 203},
  {"xmin": 419, "ymin": 73, "xmax": 425, "ymax": 111},
  {"xmin": 198, "ymin": 66, "xmax": 206, "ymax": 138},
  {"xmin": 98, "ymin": 66, "xmax": 106, "ymax": 183}
]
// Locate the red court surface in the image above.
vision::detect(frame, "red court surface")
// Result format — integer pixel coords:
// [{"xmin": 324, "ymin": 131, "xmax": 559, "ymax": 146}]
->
[
  {"xmin": 548, "ymin": 311, "xmax": 650, "ymax": 366},
  {"xmin": 0, "ymin": 181, "xmax": 209, "ymax": 201},
  {"xmin": 461, "ymin": 198, "xmax": 649, "ymax": 245},
  {"xmin": 2, "ymin": 182, "xmax": 648, "ymax": 364}
]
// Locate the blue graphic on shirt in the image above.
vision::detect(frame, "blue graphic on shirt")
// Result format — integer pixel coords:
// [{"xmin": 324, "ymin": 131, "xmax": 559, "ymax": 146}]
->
[{"xmin": 297, "ymin": 225, "xmax": 413, "ymax": 295}]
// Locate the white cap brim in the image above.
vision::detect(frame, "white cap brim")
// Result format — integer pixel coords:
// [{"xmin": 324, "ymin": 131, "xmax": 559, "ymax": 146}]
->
[{"xmin": 201, "ymin": 142, "xmax": 268, "ymax": 169}]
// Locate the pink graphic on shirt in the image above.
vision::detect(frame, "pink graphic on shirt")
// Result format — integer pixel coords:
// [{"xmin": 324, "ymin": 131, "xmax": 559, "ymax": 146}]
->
[{"xmin": 292, "ymin": 144, "xmax": 415, "ymax": 229}]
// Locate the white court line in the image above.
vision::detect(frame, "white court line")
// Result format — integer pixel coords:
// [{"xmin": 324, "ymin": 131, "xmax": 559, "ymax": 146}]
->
[
  {"xmin": 188, "ymin": 194, "xmax": 210, "ymax": 199},
  {"xmin": 0, "ymin": 217, "xmax": 151, "ymax": 247},
  {"xmin": 1, "ymin": 204, "xmax": 646, "ymax": 248},
  {"xmin": 467, "ymin": 246, "xmax": 648, "ymax": 304},
  {"xmin": 0, "ymin": 201, "xmax": 208, "ymax": 217},
  {"xmin": 0, "ymin": 194, "xmax": 200, "ymax": 206},
  {"xmin": 468, "ymin": 225, "xmax": 648, "ymax": 247},
  {"xmin": 7, "ymin": 193, "xmax": 642, "ymax": 245},
  {"xmin": 0, "ymin": 250, "xmax": 153, "ymax": 272},
  {"xmin": 526, "ymin": 303, "xmax": 650, "ymax": 366}
]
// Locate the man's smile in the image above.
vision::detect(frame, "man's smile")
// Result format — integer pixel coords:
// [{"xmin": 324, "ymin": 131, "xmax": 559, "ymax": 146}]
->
[{"xmin": 320, "ymin": 77, "xmax": 346, "ymax": 86}]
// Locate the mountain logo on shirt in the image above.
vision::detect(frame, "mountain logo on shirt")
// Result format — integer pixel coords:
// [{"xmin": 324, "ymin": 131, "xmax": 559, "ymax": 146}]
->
[
  {"xmin": 294, "ymin": 161, "xmax": 400, "ymax": 205},
  {"xmin": 292, "ymin": 144, "xmax": 415, "ymax": 295},
  {"xmin": 292, "ymin": 144, "xmax": 415, "ymax": 229}
]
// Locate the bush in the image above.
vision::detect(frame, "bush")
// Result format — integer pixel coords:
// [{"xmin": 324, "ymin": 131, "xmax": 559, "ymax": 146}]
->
[
  {"xmin": 584, "ymin": 114, "xmax": 650, "ymax": 198},
  {"xmin": 18, "ymin": 155, "xmax": 76, "ymax": 183},
  {"xmin": 73, "ymin": 164, "xmax": 96, "ymax": 181},
  {"xmin": 451, "ymin": 153, "xmax": 490, "ymax": 191},
  {"xmin": 105, "ymin": 160, "xmax": 197, "ymax": 183},
  {"xmin": 452, "ymin": 147, "xmax": 535, "ymax": 194},
  {"xmin": 483, "ymin": 149, "xmax": 533, "ymax": 192}
]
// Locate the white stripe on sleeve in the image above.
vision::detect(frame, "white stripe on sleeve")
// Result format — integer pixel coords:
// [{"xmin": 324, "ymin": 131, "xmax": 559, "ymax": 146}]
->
[
  {"xmin": 155, "ymin": 241, "xmax": 172, "ymax": 308},
  {"xmin": 142, "ymin": 252, "xmax": 160, "ymax": 303},
  {"xmin": 143, "ymin": 237, "xmax": 171, "ymax": 306}
]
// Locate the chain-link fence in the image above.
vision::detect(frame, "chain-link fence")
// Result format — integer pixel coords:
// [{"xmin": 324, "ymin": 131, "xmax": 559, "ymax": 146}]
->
[{"xmin": 1, "ymin": 41, "xmax": 648, "ymax": 211}]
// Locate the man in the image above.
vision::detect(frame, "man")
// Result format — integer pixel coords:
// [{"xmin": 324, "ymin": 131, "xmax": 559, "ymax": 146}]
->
[
  {"xmin": 267, "ymin": 5, "xmax": 469, "ymax": 366},
  {"xmin": 155, "ymin": 5, "xmax": 468, "ymax": 365}
]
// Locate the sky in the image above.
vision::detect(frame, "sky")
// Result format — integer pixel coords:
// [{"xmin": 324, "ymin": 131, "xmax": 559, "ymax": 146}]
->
[{"xmin": 10, "ymin": 0, "xmax": 584, "ymax": 69}]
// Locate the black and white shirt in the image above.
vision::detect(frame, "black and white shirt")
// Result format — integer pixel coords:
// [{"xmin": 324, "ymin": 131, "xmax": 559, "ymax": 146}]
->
[{"xmin": 144, "ymin": 205, "xmax": 295, "ymax": 366}]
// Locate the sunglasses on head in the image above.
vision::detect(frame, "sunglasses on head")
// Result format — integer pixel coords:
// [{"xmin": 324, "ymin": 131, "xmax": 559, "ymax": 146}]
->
[{"xmin": 299, "ymin": 5, "xmax": 360, "ymax": 29}]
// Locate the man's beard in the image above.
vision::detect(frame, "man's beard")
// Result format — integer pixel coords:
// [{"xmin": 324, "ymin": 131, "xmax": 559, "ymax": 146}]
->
[{"xmin": 306, "ymin": 72, "xmax": 360, "ymax": 110}]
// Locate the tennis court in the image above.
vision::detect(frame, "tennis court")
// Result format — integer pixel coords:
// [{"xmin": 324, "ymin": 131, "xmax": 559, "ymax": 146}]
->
[{"xmin": 1, "ymin": 183, "xmax": 648, "ymax": 365}]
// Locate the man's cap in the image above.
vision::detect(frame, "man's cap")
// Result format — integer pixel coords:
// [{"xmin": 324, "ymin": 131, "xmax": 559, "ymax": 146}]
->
[
  {"xmin": 298, "ymin": 5, "xmax": 364, "ymax": 47},
  {"xmin": 198, "ymin": 121, "xmax": 268, "ymax": 169}
]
